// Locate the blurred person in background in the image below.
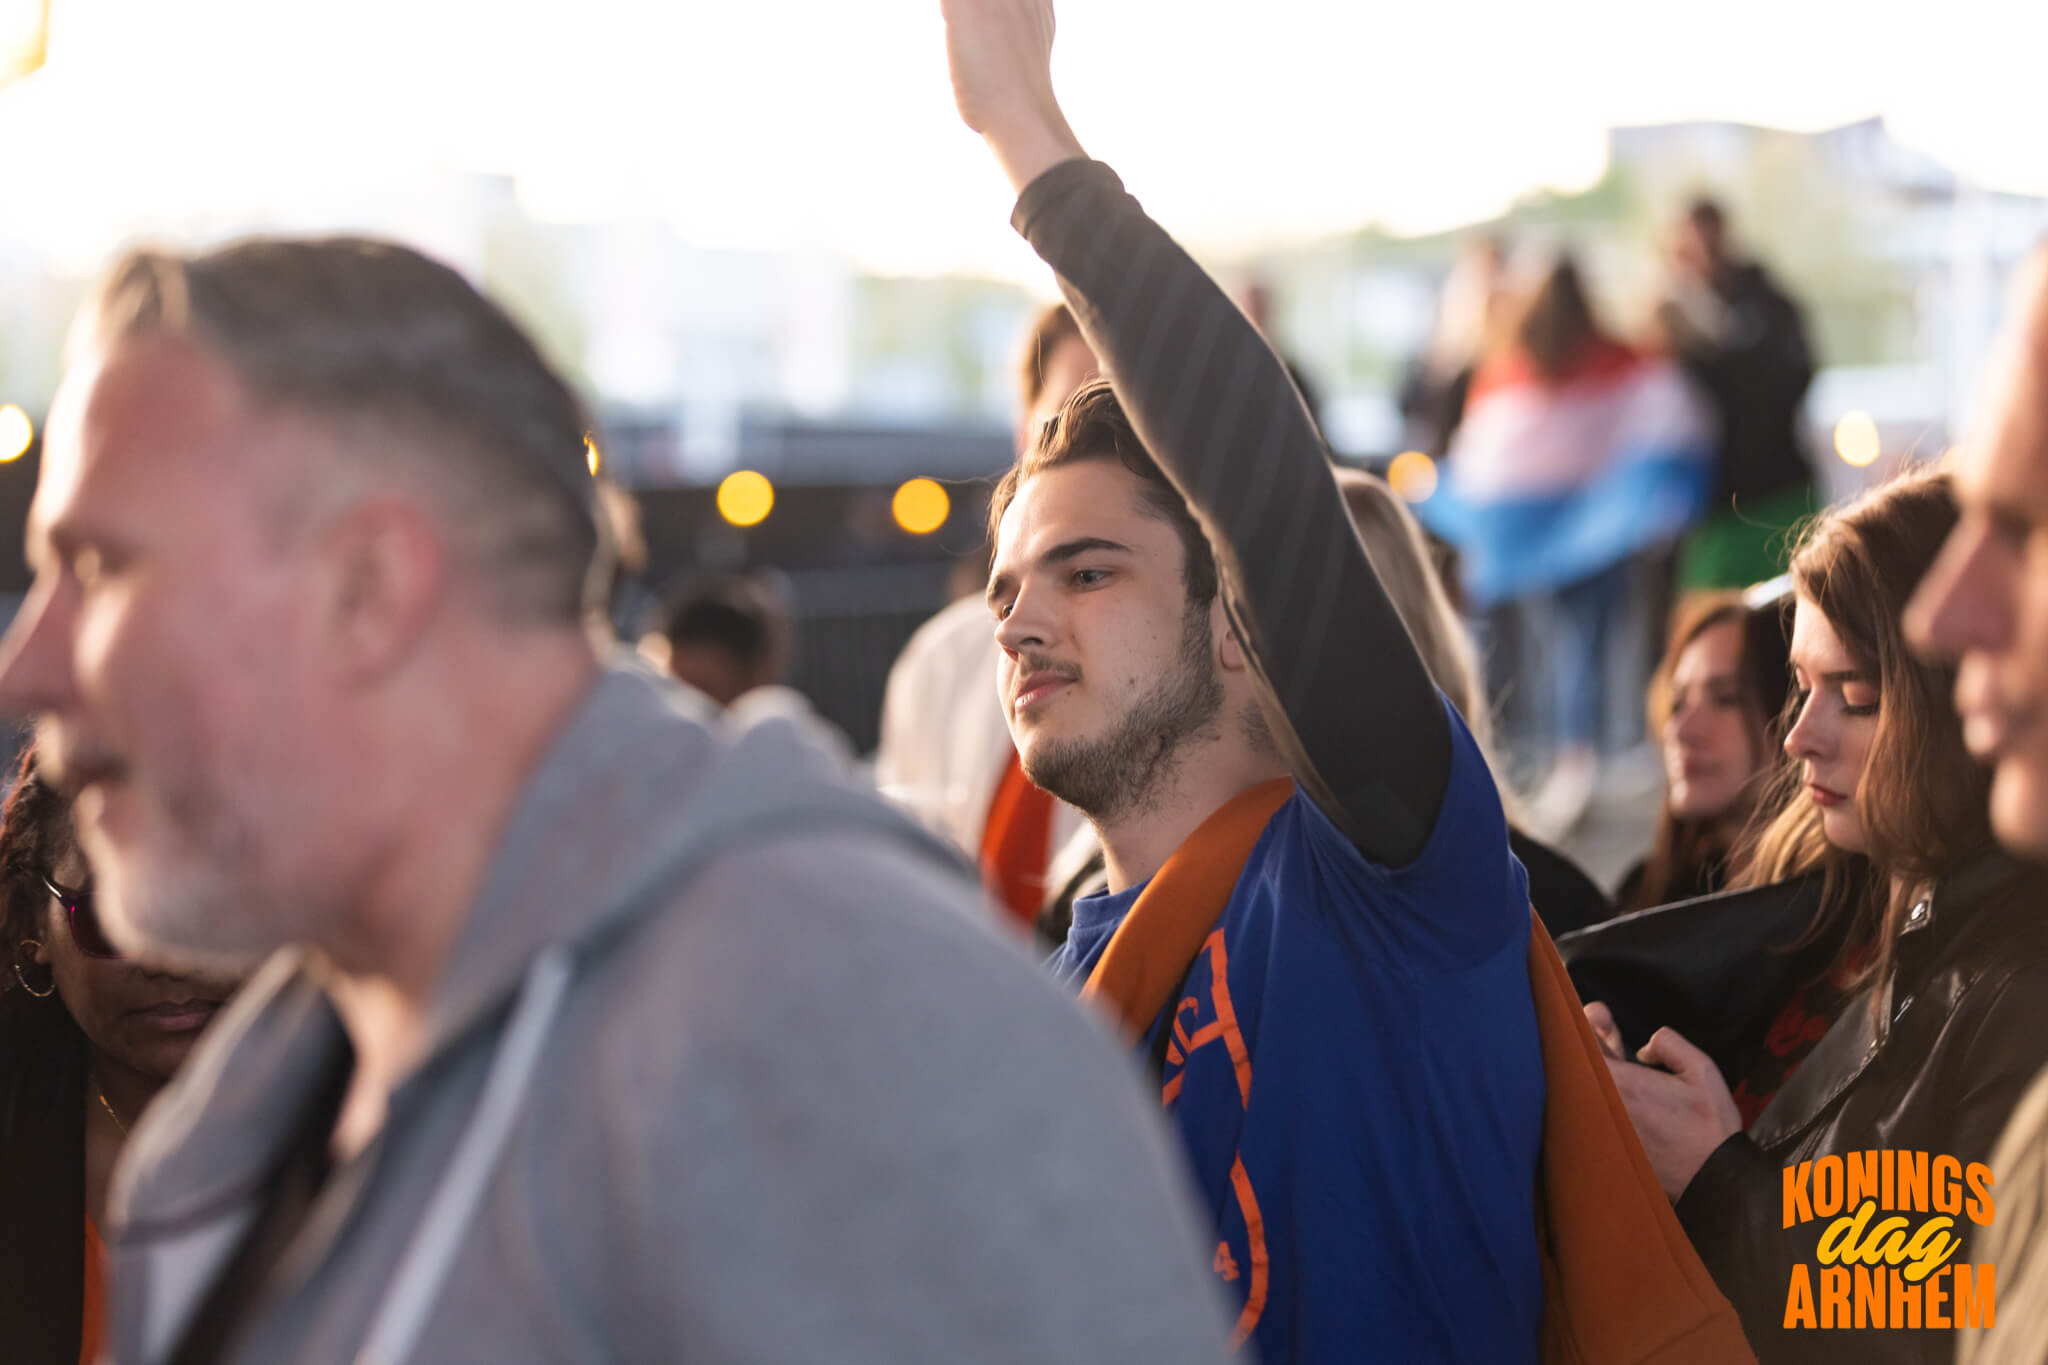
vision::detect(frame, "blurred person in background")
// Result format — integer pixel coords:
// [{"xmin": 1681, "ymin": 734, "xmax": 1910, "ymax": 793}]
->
[
  {"xmin": 1566, "ymin": 469, "xmax": 2048, "ymax": 1364},
  {"xmin": 1399, "ymin": 235, "xmax": 1507, "ymax": 457},
  {"xmin": 1615, "ymin": 588, "xmax": 1793, "ymax": 912},
  {"xmin": 1910, "ymin": 246, "xmax": 2048, "ymax": 1365},
  {"xmin": 593, "ymin": 477, "xmax": 660, "ymax": 642},
  {"xmin": 656, "ymin": 572, "xmax": 793, "ymax": 708},
  {"xmin": 0, "ymin": 235, "xmax": 1236, "ymax": 1365},
  {"xmin": 1335, "ymin": 469, "xmax": 1612, "ymax": 933},
  {"xmin": 1234, "ymin": 274, "xmax": 1321, "ymax": 427},
  {"xmin": 1657, "ymin": 196, "xmax": 1818, "ymax": 592},
  {"xmin": 1019, "ymin": 297, "xmax": 1102, "ymax": 442},
  {"xmin": 1426, "ymin": 253, "xmax": 1716, "ymax": 838},
  {"xmin": 0, "ymin": 743, "xmax": 242, "ymax": 1365},
  {"xmin": 876, "ymin": 299, "xmax": 1096, "ymax": 936}
]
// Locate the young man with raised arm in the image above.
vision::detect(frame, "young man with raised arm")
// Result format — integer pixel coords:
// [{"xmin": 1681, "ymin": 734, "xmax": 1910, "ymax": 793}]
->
[{"xmin": 943, "ymin": 2, "xmax": 1545, "ymax": 1360}]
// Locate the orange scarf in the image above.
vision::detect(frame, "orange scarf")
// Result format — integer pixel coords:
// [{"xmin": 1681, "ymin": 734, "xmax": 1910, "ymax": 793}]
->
[
  {"xmin": 1083, "ymin": 780, "xmax": 1755, "ymax": 1365},
  {"xmin": 980, "ymin": 752, "xmax": 1058, "ymax": 930},
  {"xmin": 83, "ymin": 1216, "xmax": 106, "ymax": 1365}
]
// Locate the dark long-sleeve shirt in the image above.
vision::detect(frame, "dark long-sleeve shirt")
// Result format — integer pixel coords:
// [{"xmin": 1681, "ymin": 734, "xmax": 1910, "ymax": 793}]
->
[{"xmin": 1013, "ymin": 158, "xmax": 1450, "ymax": 869}]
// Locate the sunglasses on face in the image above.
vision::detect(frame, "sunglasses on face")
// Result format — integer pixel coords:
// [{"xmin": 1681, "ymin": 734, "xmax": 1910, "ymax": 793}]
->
[{"xmin": 41, "ymin": 874, "xmax": 123, "ymax": 961}]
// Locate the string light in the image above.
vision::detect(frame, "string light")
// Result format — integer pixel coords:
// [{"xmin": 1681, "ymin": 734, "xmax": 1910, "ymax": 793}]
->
[
  {"xmin": 716, "ymin": 469, "xmax": 774, "ymax": 527},
  {"xmin": 0, "ymin": 405, "xmax": 31, "ymax": 463},
  {"xmin": 891, "ymin": 478, "xmax": 950, "ymax": 535},
  {"xmin": 1834, "ymin": 413, "xmax": 1881, "ymax": 468},
  {"xmin": 1386, "ymin": 450, "xmax": 1438, "ymax": 503}
]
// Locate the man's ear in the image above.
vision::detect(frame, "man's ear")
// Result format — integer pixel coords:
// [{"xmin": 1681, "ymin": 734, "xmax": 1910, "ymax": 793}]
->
[
  {"xmin": 314, "ymin": 496, "xmax": 446, "ymax": 686},
  {"xmin": 1214, "ymin": 595, "xmax": 1251, "ymax": 673}
]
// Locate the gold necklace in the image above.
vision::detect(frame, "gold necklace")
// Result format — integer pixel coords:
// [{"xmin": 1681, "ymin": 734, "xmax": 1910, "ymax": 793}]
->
[{"xmin": 94, "ymin": 1080, "xmax": 129, "ymax": 1136}]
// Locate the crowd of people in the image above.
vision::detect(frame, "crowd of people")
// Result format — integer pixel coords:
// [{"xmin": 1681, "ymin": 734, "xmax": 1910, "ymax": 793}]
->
[
  {"xmin": 1401, "ymin": 192, "xmax": 1817, "ymax": 840},
  {"xmin": 4, "ymin": 2, "xmax": 2048, "ymax": 1362}
]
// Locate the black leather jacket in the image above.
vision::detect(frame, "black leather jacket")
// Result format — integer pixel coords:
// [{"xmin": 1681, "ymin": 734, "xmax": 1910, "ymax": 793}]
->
[{"xmin": 1559, "ymin": 854, "xmax": 2048, "ymax": 1365}]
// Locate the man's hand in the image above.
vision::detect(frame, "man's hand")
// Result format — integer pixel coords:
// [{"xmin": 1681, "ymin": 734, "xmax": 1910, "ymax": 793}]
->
[
  {"xmin": 941, "ymin": 0, "xmax": 1086, "ymax": 193},
  {"xmin": 1605, "ymin": 1026, "xmax": 1743, "ymax": 1201}
]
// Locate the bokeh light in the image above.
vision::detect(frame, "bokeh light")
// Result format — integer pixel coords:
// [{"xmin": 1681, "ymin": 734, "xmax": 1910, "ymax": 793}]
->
[
  {"xmin": 1386, "ymin": 450, "xmax": 1438, "ymax": 503},
  {"xmin": 1833, "ymin": 412, "xmax": 1881, "ymax": 468},
  {"xmin": 891, "ymin": 477, "xmax": 950, "ymax": 535},
  {"xmin": 716, "ymin": 469, "xmax": 775, "ymax": 527},
  {"xmin": 0, "ymin": 405, "xmax": 31, "ymax": 463},
  {"xmin": 584, "ymin": 436, "xmax": 602, "ymax": 477}
]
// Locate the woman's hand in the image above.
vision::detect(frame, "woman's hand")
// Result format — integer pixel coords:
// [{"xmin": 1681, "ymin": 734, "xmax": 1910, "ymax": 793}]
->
[
  {"xmin": 1605, "ymin": 1026, "xmax": 1743, "ymax": 1201},
  {"xmin": 1583, "ymin": 1001, "xmax": 1625, "ymax": 1060}
]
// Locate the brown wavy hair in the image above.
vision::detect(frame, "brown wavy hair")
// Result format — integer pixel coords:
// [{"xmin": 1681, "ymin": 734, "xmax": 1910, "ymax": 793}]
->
[
  {"xmin": 986, "ymin": 378, "xmax": 1219, "ymax": 610},
  {"xmin": 1622, "ymin": 590, "xmax": 1793, "ymax": 913},
  {"xmin": 1731, "ymin": 468, "xmax": 1991, "ymax": 997},
  {"xmin": 0, "ymin": 742, "xmax": 77, "ymax": 1025},
  {"xmin": 1017, "ymin": 302, "xmax": 1084, "ymax": 415},
  {"xmin": 1508, "ymin": 255, "xmax": 1607, "ymax": 382}
]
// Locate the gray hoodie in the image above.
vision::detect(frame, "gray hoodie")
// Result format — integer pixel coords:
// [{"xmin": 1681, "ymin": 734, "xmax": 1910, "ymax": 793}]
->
[{"xmin": 109, "ymin": 665, "xmax": 1233, "ymax": 1364}]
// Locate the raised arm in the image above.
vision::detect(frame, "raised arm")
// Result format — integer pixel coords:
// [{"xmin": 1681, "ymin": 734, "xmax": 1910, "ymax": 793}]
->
[{"xmin": 942, "ymin": 0, "xmax": 1451, "ymax": 865}]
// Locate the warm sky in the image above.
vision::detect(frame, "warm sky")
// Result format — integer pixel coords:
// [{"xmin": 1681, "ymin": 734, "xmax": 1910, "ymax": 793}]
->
[{"xmin": 3, "ymin": 0, "xmax": 2044, "ymax": 281}]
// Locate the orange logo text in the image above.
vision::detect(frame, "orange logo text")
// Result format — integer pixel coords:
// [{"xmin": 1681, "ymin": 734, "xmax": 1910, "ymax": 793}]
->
[{"xmin": 1780, "ymin": 1151, "xmax": 1995, "ymax": 1330}]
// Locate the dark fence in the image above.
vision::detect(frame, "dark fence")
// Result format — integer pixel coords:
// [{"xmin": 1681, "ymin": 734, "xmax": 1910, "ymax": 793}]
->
[
  {"xmin": 615, "ymin": 415, "xmax": 1016, "ymax": 752},
  {"xmin": 778, "ymin": 562, "xmax": 957, "ymax": 753}
]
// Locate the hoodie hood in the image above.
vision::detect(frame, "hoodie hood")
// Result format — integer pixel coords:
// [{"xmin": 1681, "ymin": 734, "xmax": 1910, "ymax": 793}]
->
[
  {"xmin": 108, "ymin": 657, "xmax": 1241, "ymax": 1365},
  {"xmin": 433, "ymin": 665, "xmax": 972, "ymax": 1068}
]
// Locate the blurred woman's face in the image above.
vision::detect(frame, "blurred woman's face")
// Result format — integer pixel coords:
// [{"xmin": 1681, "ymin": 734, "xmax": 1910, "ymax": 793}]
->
[
  {"xmin": 1664, "ymin": 620, "xmax": 1767, "ymax": 820},
  {"xmin": 33, "ymin": 843, "xmax": 237, "ymax": 1084},
  {"xmin": 1782, "ymin": 599, "xmax": 1881, "ymax": 855}
]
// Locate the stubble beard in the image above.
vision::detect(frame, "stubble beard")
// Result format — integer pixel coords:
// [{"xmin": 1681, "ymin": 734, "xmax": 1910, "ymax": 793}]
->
[
  {"xmin": 1023, "ymin": 601, "xmax": 1226, "ymax": 826},
  {"xmin": 80, "ymin": 774, "xmax": 292, "ymax": 979}
]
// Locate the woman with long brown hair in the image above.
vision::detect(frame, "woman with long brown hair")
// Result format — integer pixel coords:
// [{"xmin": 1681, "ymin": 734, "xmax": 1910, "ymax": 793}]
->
[
  {"xmin": 1563, "ymin": 467, "xmax": 2048, "ymax": 1364},
  {"xmin": 1616, "ymin": 589, "xmax": 1793, "ymax": 913}
]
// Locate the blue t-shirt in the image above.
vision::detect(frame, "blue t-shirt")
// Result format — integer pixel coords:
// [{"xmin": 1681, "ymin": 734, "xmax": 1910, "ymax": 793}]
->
[{"xmin": 1050, "ymin": 701, "xmax": 1544, "ymax": 1364}]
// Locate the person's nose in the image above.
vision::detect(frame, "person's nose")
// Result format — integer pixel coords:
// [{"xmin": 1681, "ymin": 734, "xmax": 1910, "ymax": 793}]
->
[
  {"xmin": 0, "ymin": 576, "xmax": 79, "ymax": 722},
  {"xmin": 1783, "ymin": 689, "xmax": 1833, "ymax": 765},
  {"xmin": 994, "ymin": 579, "xmax": 1055, "ymax": 658},
  {"xmin": 1669, "ymin": 695, "xmax": 1709, "ymax": 749},
  {"xmin": 1906, "ymin": 519, "xmax": 2013, "ymax": 662}
]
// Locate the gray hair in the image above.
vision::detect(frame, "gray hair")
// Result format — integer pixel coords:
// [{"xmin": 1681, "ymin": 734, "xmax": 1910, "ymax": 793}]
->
[{"xmin": 73, "ymin": 236, "xmax": 605, "ymax": 624}]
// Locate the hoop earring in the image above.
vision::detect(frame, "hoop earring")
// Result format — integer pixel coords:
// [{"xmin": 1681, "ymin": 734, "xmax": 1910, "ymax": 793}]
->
[{"xmin": 13, "ymin": 940, "xmax": 55, "ymax": 999}]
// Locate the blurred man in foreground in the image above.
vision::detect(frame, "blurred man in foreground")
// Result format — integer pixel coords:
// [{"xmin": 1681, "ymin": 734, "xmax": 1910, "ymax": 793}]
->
[
  {"xmin": 0, "ymin": 238, "xmax": 1234, "ymax": 1364},
  {"xmin": 1911, "ymin": 246, "xmax": 2048, "ymax": 1365}
]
